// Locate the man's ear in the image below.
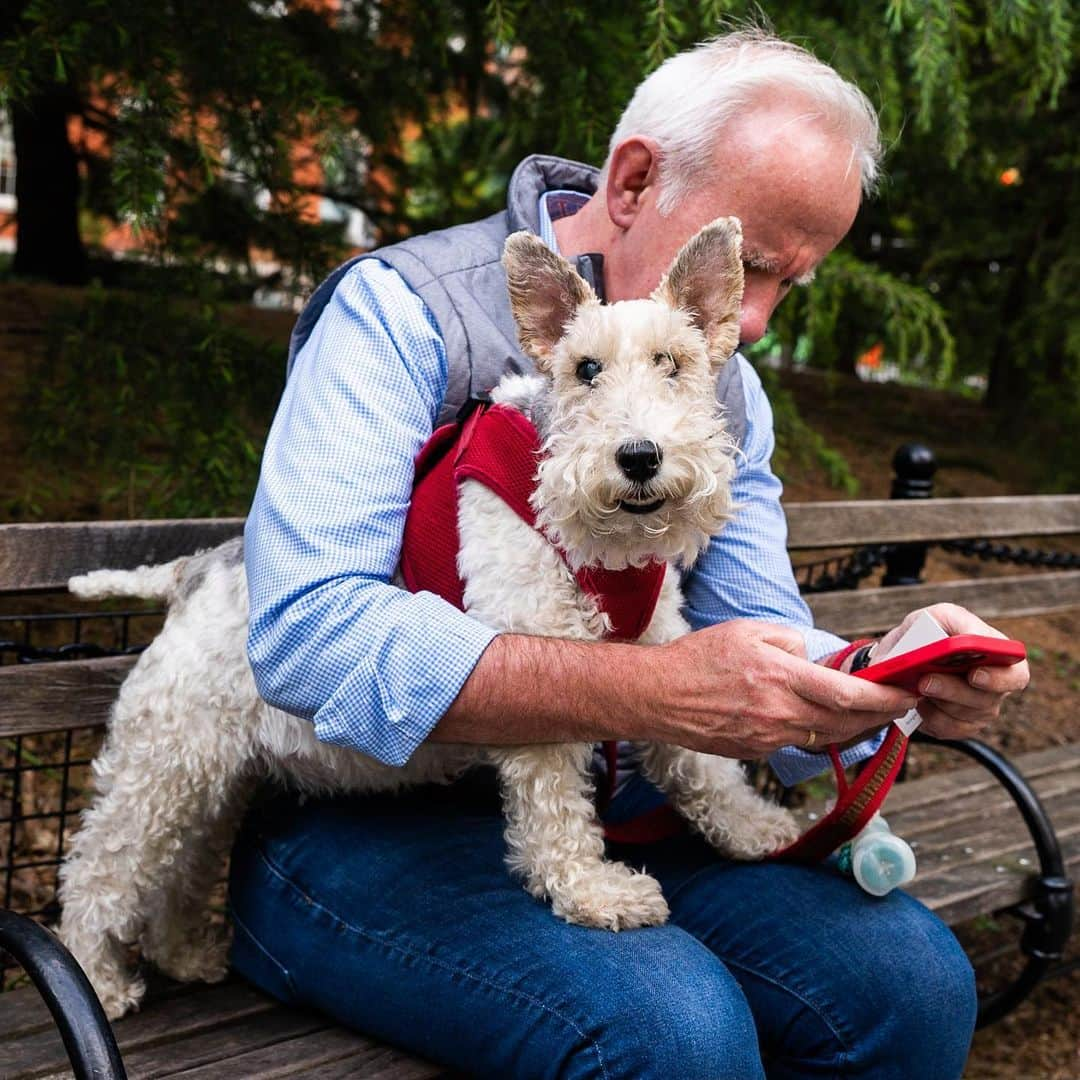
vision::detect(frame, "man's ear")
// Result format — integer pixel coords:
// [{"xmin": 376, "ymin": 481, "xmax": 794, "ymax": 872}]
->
[
  {"xmin": 653, "ymin": 216, "xmax": 744, "ymax": 369},
  {"xmin": 502, "ymin": 232, "xmax": 598, "ymax": 368}
]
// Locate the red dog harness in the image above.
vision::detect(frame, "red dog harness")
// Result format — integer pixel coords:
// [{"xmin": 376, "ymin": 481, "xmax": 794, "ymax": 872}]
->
[
  {"xmin": 400, "ymin": 405, "xmax": 909, "ymax": 861},
  {"xmin": 400, "ymin": 403, "xmax": 666, "ymax": 639}
]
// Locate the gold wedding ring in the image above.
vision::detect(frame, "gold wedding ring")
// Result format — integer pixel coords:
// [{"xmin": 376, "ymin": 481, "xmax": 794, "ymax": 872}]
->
[{"xmin": 804, "ymin": 728, "xmax": 817, "ymax": 749}]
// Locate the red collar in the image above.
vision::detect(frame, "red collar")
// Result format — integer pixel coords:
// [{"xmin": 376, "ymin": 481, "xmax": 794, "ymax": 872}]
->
[{"xmin": 401, "ymin": 403, "xmax": 666, "ymax": 641}]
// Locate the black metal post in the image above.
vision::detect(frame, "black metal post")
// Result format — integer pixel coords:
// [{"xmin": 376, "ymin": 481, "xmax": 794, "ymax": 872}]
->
[{"xmin": 883, "ymin": 443, "xmax": 937, "ymax": 587}]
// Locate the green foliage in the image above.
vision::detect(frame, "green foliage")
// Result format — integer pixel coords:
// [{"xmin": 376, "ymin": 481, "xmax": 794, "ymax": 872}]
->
[
  {"xmin": 20, "ymin": 283, "xmax": 282, "ymax": 517},
  {"xmin": 5, "ymin": 0, "xmax": 1080, "ymax": 489},
  {"xmin": 769, "ymin": 252, "xmax": 956, "ymax": 384},
  {"xmin": 752, "ymin": 364, "xmax": 860, "ymax": 496}
]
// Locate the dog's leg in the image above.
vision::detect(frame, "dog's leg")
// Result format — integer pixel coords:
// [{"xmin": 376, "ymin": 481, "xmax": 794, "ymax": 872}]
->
[
  {"xmin": 636, "ymin": 744, "xmax": 798, "ymax": 858},
  {"xmin": 139, "ymin": 776, "xmax": 254, "ymax": 986},
  {"xmin": 58, "ymin": 692, "xmax": 252, "ymax": 1019},
  {"xmin": 632, "ymin": 573, "xmax": 797, "ymax": 858},
  {"xmin": 59, "ymin": 766, "xmax": 244, "ymax": 1018},
  {"xmin": 489, "ymin": 744, "xmax": 669, "ymax": 931}
]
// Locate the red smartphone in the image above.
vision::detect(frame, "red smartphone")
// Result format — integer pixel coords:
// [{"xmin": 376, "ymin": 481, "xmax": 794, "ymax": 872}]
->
[{"xmin": 853, "ymin": 634, "xmax": 1027, "ymax": 693}]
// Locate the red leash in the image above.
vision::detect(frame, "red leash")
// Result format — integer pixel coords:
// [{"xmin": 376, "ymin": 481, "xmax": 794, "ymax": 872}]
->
[{"xmin": 769, "ymin": 640, "xmax": 910, "ymax": 863}]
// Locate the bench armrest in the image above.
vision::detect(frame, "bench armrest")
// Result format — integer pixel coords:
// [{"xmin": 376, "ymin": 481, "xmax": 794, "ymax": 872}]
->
[
  {"xmin": 0, "ymin": 909, "xmax": 127, "ymax": 1079},
  {"xmin": 913, "ymin": 734, "xmax": 1076, "ymax": 1027}
]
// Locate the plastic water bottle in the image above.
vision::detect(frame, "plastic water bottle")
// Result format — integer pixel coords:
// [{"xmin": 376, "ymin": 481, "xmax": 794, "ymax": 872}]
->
[{"xmin": 838, "ymin": 814, "xmax": 917, "ymax": 897}]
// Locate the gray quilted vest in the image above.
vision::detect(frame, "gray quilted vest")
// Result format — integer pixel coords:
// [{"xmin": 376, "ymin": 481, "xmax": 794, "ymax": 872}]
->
[{"xmin": 287, "ymin": 153, "xmax": 747, "ymax": 443}]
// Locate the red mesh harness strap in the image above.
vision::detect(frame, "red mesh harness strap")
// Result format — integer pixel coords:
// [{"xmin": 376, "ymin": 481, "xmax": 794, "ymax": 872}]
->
[
  {"xmin": 769, "ymin": 639, "xmax": 911, "ymax": 863},
  {"xmin": 402, "ymin": 402, "xmax": 667, "ymax": 643}
]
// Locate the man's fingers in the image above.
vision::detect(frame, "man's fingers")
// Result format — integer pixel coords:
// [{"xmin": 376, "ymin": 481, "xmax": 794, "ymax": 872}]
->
[
  {"xmin": 916, "ymin": 701, "xmax": 986, "ymax": 741},
  {"xmin": 917, "ymin": 671, "xmax": 1014, "ymax": 708},
  {"xmin": 793, "ymin": 659, "xmax": 917, "ymax": 715},
  {"xmin": 969, "ymin": 660, "xmax": 1029, "ymax": 694},
  {"xmin": 918, "ymin": 672, "xmax": 986, "ymax": 707}
]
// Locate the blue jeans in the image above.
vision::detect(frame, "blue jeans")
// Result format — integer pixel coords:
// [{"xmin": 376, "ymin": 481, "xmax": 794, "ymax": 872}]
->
[{"xmin": 228, "ymin": 770, "xmax": 976, "ymax": 1079}]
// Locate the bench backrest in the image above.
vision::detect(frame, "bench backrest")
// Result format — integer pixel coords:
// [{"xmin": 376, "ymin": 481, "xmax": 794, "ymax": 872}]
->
[{"xmin": 2, "ymin": 496, "xmax": 1080, "ymax": 743}]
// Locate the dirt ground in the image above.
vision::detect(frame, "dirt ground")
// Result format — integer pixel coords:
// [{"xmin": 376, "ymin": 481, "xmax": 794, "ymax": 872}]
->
[{"xmin": 1, "ymin": 293, "xmax": 1077, "ymax": 1076}]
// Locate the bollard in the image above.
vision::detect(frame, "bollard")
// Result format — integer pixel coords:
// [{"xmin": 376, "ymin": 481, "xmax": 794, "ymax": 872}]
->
[{"xmin": 882, "ymin": 443, "xmax": 937, "ymax": 587}]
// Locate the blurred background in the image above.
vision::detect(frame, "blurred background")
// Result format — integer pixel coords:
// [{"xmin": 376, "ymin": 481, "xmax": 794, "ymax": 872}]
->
[{"xmin": 1, "ymin": 0, "xmax": 1078, "ymax": 521}]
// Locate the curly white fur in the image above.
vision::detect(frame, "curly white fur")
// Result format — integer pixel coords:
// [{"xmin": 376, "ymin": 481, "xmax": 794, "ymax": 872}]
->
[{"xmin": 57, "ymin": 218, "xmax": 797, "ymax": 1019}]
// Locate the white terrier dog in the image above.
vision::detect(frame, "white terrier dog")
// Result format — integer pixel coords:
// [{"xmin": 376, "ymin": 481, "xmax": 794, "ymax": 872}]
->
[{"xmin": 58, "ymin": 217, "xmax": 798, "ymax": 1020}]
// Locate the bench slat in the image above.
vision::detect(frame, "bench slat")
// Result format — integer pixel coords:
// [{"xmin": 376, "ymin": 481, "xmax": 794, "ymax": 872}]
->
[
  {"xmin": 286, "ymin": 1055, "xmax": 456, "ymax": 1080},
  {"xmin": 806, "ymin": 569, "xmax": 1080, "ymax": 636},
  {"xmin": 116, "ymin": 1006, "xmax": 328, "ymax": 1079},
  {"xmin": 0, "ymin": 656, "xmax": 134, "ymax": 737},
  {"xmin": 0, "ymin": 979, "xmax": 275, "ymax": 1079},
  {"xmin": 888, "ymin": 768, "xmax": 1080, "ymax": 838},
  {"xmin": 0, "ymin": 984, "xmax": 56, "ymax": 1045},
  {"xmin": 902, "ymin": 827, "xmax": 1080, "ymax": 926},
  {"xmin": 0, "ymin": 520, "xmax": 244, "ymax": 593},
  {"xmin": 285, "ymin": 1056, "xmax": 453, "ymax": 1080},
  {"xmin": 785, "ymin": 494, "xmax": 1080, "ymax": 549},
  {"xmin": 883, "ymin": 745, "xmax": 1080, "ymax": 814},
  {"xmin": 1, "ymin": 496, "xmax": 1076, "ymax": 593},
  {"xmin": 164, "ymin": 1029, "xmax": 448, "ymax": 1080}
]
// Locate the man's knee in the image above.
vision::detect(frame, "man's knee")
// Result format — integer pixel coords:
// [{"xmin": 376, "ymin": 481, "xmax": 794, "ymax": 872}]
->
[
  {"xmin": 566, "ymin": 938, "xmax": 765, "ymax": 1080},
  {"xmin": 838, "ymin": 897, "xmax": 977, "ymax": 1078},
  {"xmin": 886, "ymin": 901, "xmax": 977, "ymax": 1052}
]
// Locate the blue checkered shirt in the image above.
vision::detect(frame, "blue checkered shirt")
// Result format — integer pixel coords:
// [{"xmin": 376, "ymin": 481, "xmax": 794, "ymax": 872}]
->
[{"xmin": 245, "ymin": 193, "xmax": 884, "ymax": 783}]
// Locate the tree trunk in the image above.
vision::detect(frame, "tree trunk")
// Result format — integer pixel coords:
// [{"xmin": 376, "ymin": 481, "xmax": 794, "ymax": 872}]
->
[{"xmin": 12, "ymin": 87, "xmax": 88, "ymax": 285}]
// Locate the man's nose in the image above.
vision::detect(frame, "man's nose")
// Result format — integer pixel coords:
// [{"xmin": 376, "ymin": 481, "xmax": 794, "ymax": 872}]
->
[{"xmin": 739, "ymin": 282, "xmax": 778, "ymax": 345}]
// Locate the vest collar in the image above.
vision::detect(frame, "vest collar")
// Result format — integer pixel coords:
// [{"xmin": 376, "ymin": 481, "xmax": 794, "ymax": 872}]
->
[{"xmin": 506, "ymin": 155, "xmax": 600, "ymax": 233}]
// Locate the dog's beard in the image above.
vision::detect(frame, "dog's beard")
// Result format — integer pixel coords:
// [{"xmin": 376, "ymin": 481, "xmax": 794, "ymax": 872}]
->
[{"xmin": 533, "ymin": 432, "xmax": 737, "ymax": 571}]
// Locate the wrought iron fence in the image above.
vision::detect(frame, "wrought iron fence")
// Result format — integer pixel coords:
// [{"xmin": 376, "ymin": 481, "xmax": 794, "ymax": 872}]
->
[{"xmin": 1, "ymin": 609, "xmax": 159, "ymax": 988}]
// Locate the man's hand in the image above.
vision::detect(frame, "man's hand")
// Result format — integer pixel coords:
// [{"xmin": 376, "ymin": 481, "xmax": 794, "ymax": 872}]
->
[
  {"xmin": 655, "ymin": 620, "xmax": 917, "ymax": 757},
  {"xmin": 875, "ymin": 603, "xmax": 1030, "ymax": 741},
  {"xmin": 435, "ymin": 620, "xmax": 917, "ymax": 758}
]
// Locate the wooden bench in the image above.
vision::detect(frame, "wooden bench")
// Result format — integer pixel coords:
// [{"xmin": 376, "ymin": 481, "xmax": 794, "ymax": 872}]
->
[{"xmin": 1, "ymin": 483, "xmax": 1078, "ymax": 1077}]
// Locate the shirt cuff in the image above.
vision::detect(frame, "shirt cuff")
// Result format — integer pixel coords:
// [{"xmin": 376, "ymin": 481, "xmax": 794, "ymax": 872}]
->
[
  {"xmin": 768, "ymin": 727, "xmax": 889, "ymax": 788},
  {"xmin": 796, "ymin": 623, "xmax": 850, "ymax": 664},
  {"xmin": 311, "ymin": 594, "xmax": 500, "ymax": 767}
]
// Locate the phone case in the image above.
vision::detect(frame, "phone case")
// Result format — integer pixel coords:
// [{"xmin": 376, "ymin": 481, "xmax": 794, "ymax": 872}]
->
[{"xmin": 853, "ymin": 634, "xmax": 1026, "ymax": 692}]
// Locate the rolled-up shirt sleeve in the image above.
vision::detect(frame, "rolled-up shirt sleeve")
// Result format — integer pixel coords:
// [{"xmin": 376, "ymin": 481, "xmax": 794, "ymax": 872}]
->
[
  {"xmin": 682, "ymin": 356, "xmax": 885, "ymax": 785},
  {"xmin": 244, "ymin": 259, "xmax": 498, "ymax": 767}
]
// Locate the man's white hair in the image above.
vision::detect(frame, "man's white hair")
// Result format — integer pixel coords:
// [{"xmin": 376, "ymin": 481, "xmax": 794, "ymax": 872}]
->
[{"xmin": 601, "ymin": 29, "xmax": 883, "ymax": 214}]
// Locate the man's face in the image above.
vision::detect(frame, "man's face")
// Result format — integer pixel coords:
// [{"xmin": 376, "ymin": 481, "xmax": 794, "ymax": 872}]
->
[{"xmin": 608, "ymin": 103, "xmax": 864, "ymax": 345}]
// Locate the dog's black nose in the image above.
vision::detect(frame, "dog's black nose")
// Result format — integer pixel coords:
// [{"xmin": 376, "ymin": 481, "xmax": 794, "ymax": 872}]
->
[{"xmin": 616, "ymin": 440, "xmax": 663, "ymax": 483}]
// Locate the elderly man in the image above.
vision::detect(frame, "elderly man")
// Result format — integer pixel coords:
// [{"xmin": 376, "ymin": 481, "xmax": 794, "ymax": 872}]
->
[{"xmin": 230, "ymin": 30, "xmax": 1027, "ymax": 1079}]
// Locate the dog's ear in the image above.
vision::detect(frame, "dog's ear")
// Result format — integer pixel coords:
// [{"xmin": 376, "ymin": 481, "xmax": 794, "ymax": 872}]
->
[
  {"xmin": 653, "ymin": 216, "xmax": 744, "ymax": 369},
  {"xmin": 503, "ymin": 232, "xmax": 597, "ymax": 368}
]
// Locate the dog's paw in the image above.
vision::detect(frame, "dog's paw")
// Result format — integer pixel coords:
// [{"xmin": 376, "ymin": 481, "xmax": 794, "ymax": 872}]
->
[
  {"xmin": 96, "ymin": 972, "xmax": 148, "ymax": 1021},
  {"xmin": 147, "ymin": 925, "xmax": 231, "ymax": 984},
  {"xmin": 549, "ymin": 863, "xmax": 670, "ymax": 931},
  {"xmin": 714, "ymin": 803, "xmax": 800, "ymax": 860}
]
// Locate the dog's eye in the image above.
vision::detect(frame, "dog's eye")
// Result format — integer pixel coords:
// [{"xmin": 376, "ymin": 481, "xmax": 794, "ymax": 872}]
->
[
  {"xmin": 653, "ymin": 352, "xmax": 678, "ymax": 377},
  {"xmin": 576, "ymin": 358, "xmax": 603, "ymax": 385}
]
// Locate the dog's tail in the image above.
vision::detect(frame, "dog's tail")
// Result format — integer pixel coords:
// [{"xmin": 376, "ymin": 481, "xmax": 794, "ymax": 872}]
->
[{"xmin": 68, "ymin": 558, "xmax": 189, "ymax": 603}]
